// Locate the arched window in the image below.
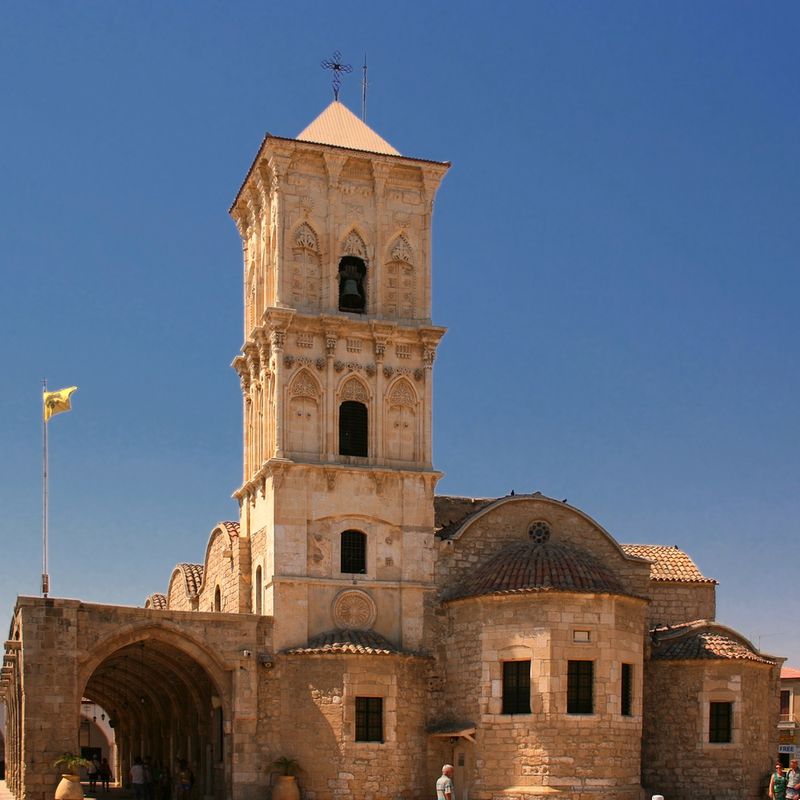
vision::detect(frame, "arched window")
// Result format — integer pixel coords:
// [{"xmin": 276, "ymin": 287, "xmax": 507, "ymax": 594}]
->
[
  {"xmin": 339, "ymin": 401, "xmax": 368, "ymax": 456},
  {"xmin": 214, "ymin": 586, "xmax": 221, "ymax": 612},
  {"xmin": 338, "ymin": 256, "xmax": 366, "ymax": 312},
  {"xmin": 255, "ymin": 566, "xmax": 262, "ymax": 615},
  {"xmin": 341, "ymin": 530, "xmax": 367, "ymax": 574}
]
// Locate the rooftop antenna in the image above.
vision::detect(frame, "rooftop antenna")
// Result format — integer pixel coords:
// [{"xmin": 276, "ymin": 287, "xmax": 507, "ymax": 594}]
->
[
  {"xmin": 361, "ymin": 53, "xmax": 368, "ymax": 121},
  {"xmin": 321, "ymin": 51, "xmax": 352, "ymax": 101}
]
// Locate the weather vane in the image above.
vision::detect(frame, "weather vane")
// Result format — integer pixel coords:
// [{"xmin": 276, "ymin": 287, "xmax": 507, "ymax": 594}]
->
[{"xmin": 321, "ymin": 51, "xmax": 352, "ymax": 101}]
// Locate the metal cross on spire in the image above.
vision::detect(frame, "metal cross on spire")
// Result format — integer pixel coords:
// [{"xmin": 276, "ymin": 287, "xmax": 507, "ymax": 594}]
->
[{"xmin": 321, "ymin": 51, "xmax": 353, "ymax": 101}]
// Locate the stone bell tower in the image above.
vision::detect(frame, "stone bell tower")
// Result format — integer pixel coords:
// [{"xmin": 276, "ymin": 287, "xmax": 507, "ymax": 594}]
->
[{"xmin": 230, "ymin": 100, "xmax": 449, "ymax": 650}]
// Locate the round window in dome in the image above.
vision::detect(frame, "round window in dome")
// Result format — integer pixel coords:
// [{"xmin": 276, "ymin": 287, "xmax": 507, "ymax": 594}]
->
[{"xmin": 528, "ymin": 520, "xmax": 551, "ymax": 543}]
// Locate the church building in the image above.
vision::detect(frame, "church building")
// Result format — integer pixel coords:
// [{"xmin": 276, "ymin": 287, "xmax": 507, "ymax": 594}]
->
[{"xmin": 1, "ymin": 100, "xmax": 781, "ymax": 800}]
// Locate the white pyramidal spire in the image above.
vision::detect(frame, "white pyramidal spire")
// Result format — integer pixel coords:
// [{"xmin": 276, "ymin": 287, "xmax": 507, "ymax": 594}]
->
[{"xmin": 296, "ymin": 100, "xmax": 400, "ymax": 156}]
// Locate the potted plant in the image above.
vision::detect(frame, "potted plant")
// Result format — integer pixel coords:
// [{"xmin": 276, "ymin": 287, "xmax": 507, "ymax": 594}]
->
[
  {"xmin": 53, "ymin": 754, "xmax": 91, "ymax": 800},
  {"xmin": 270, "ymin": 757, "xmax": 300, "ymax": 800}
]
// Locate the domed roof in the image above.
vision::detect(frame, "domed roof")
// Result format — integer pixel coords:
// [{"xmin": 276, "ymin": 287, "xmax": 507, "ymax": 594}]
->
[{"xmin": 445, "ymin": 541, "xmax": 627, "ymax": 602}]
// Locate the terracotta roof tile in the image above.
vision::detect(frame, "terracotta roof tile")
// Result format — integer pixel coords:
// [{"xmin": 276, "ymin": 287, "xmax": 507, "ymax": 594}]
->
[
  {"xmin": 621, "ymin": 544, "xmax": 716, "ymax": 583},
  {"xmin": 144, "ymin": 593, "xmax": 167, "ymax": 610},
  {"xmin": 179, "ymin": 563, "xmax": 204, "ymax": 597},
  {"xmin": 652, "ymin": 622, "xmax": 775, "ymax": 664},
  {"xmin": 219, "ymin": 521, "xmax": 240, "ymax": 537},
  {"xmin": 283, "ymin": 629, "xmax": 410, "ymax": 656},
  {"xmin": 782, "ymin": 666, "xmax": 800, "ymax": 679},
  {"xmin": 446, "ymin": 542, "xmax": 629, "ymax": 602}
]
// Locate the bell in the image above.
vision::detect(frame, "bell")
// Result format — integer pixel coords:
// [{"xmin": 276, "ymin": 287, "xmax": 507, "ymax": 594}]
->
[{"xmin": 340, "ymin": 278, "xmax": 361, "ymax": 308}]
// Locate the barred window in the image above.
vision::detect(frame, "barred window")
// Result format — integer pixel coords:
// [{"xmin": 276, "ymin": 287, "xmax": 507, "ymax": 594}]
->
[
  {"xmin": 341, "ymin": 530, "xmax": 367, "ymax": 574},
  {"xmin": 709, "ymin": 701, "xmax": 732, "ymax": 743},
  {"xmin": 621, "ymin": 663, "xmax": 633, "ymax": 716},
  {"xmin": 355, "ymin": 697, "xmax": 383, "ymax": 742},
  {"xmin": 502, "ymin": 661, "xmax": 531, "ymax": 714},
  {"xmin": 567, "ymin": 660, "xmax": 593, "ymax": 714}
]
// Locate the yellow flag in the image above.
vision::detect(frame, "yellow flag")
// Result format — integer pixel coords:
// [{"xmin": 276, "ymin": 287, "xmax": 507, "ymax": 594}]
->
[{"xmin": 43, "ymin": 386, "xmax": 78, "ymax": 422}]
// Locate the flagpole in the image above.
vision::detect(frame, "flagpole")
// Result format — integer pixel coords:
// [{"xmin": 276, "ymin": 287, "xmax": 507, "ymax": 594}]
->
[{"xmin": 42, "ymin": 378, "xmax": 49, "ymax": 597}]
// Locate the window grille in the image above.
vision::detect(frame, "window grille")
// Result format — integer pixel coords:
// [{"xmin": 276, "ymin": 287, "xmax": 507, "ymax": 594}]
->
[
  {"xmin": 567, "ymin": 660, "xmax": 593, "ymax": 714},
  {"xmin": 709, "ymin": 701, "xmax": 732, "ymax": 743},
  {"xmin": 502, "ymin": 661, "xmax": 531, "ymax": 714},
  {"xmin": 341, "ymin": 530, "xmax": 367, "ymax": 574},
  {"xmin": 355, "ymin": 697, "xmax": 383, "ymax": 742},
  {"xmin": 621, "ymin": 663, "xmax": 633, "ymax": 716}
]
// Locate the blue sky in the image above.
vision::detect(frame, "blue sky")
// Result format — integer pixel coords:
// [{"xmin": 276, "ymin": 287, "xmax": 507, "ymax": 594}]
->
[{"xmin": 1, "ymin": 2, "xmax": 798, "ymax": 665}]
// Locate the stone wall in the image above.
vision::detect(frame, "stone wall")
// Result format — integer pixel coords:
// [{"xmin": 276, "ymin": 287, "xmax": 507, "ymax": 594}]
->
[
  {"xmin": 264, "ymin": 653, "xmax": 430, "ymax": 800},
  {"xmin": 196, "ymin": 526, "xmax": 252, "ymax": 614},
  {"xmin": 642, "ymin": 659, "xmax": 780, "ymax": 799},
  {"xmin": 646, "ymin": 581, "xmax": 716, "ymax": 627},
  {"xmin": 439, "ymin": 593, "xmax": 646, "ymax": 799}
]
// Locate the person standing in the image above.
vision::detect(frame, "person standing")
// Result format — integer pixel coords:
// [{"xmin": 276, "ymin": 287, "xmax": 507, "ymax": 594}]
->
[
  {"xmin": 87, "ymin": 757, "xmax": 98, "ymax": 793},
  {"xmin": 770, "ymin": 762, "xmax": 789, "ymax": 800},
  {"xmin": 436, "ymin": 764, "xmax": 454, "ymax": 800},
  {"xmin": 130, "ymin": 757, "xmax": 146, "ymax": 800},
  {"xmin": 99, "ymin": 758, "xmax": 113, "ymax": 792},
  {"xmin": 786, "ymin": 759, "xmax": 800, "ymax": 800}
]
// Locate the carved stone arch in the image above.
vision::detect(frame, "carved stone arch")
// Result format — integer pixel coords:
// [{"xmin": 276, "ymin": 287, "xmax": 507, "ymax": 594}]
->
[
  {"xmin": 338, "ymin": 374, "xmax": 371, "ymax": 403},
  {"xmin": 289, "ymin": 367, "xmax": 322, "ymax": 398},
  {"xmin": 287, "ymin": 368, "xmax": 322, "ymax": 457},
  {"xmin": 387, "ymin": 376, "xmax": 418, "ymax": 407},
  {"xmin": 293, "ymin": 221, "xmax": 320, "ymax": 253},
  {"xmin": 289, "ymin": 222, "xmax": 322, "ymax": 310},
  {"xmin": 386, "ymin": 233, "xmax": 414, "ymax": 264},
  {"xmin": 341, "ymin": 228, "xmax": 369, "ymax": 261},
  {"xmin": 384, "ymin": 233, "xmax": 416, "ymax": 319},
  {"xmin": 386, "ymin": 377, "xmax": 418, "ymax": 462}
]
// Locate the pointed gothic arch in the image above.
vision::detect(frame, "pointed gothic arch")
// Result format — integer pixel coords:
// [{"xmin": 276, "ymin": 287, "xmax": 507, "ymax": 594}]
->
[
  {"xmin": 338, "ymin": 229, "xmax": 369, "ymax": 313},
  {"xmin": 338, "ymin": 375, "xmax": 371, "ymax": 457},
  {"xmin": 384, "ymin": 233, "xmax": 416, "ymax": 319},
  {"xmin": 289, "ymin": 221, "xmax": 322, "ymax": 310},
  {"xmin": 385, "ymin": 377, "xmax": 419, "ymax": 462},
  {"xmin": 287, "ymin": 368, "xmax": 322, "ymax": 457}
]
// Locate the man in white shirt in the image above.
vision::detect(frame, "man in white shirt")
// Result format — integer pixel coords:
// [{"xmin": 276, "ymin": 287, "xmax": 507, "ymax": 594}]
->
[{"xmin": 436, "ymin": 764, "xmax": 454, "ymax": 800}]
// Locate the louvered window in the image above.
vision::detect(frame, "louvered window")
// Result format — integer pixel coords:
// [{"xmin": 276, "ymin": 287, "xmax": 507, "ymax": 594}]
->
[
  {"xmin": 339, "ymin": 401, "xmax": 368, "ymax": 456},
  {"xmin": 341, "ymin": 530, "xmax": 367, "ymax": 574}
]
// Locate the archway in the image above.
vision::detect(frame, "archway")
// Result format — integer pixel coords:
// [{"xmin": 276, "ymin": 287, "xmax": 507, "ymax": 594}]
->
[{"xmin": 81, "ymin": 634, "xmax": 228, "ymax": 800}]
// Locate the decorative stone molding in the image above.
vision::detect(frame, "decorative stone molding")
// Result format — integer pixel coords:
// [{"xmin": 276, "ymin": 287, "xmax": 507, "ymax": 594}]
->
[
  {"xmin": 290, "ymin": 371, "xmax": 320, "ymax": 399},
  {"xmin": 383, "ymin": 365, "xmax": 395, "ymax": 379},
  {"xmin": 315, "ymin": 358, "xmax": 326, "ymax": 371},
  {"xmin": 414, "ymin": 368, "xmax": 424, "ymax": 382},
  {"xmin": 334, "ymin": 360, "xmax": 345, "ymax": 373},
  {"xmin": 388, "ymin": 379, "xmax": 416, "ymax": 408},
  {"xmin": 295, "ymin": 222, "xmax": 319, "ymax": 252},
  {"xmin": 342, "ymin": 229, "xmax": 368, "ymax": 260},
  {"xmin": 324, "ymin": 468, "xmax": 337, "ymax": 491},
  {"xmin": 370, "ymin": 472, "xmax": 385, "ymax": 495},
  {"xmin": 365, "ymin": 364, "xmax": 376, "ymax": 377},
  {"xmin": 390, "ymin": 235, "xmax": 413, "ymax": 264},
  {"xmin": 331, "ymin": 589, "xmax": 377, "ymax": 631},
  {"xmin": 341, "ymin": 377, "xmax": 369, "ymax": 403},
  {"xmin": 283, "ymin": 354, "xmax": 295, "ymax": 368},
  {"xmin": 296, "ymin": 333, "xmax": 314, "ymax": 349}
]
